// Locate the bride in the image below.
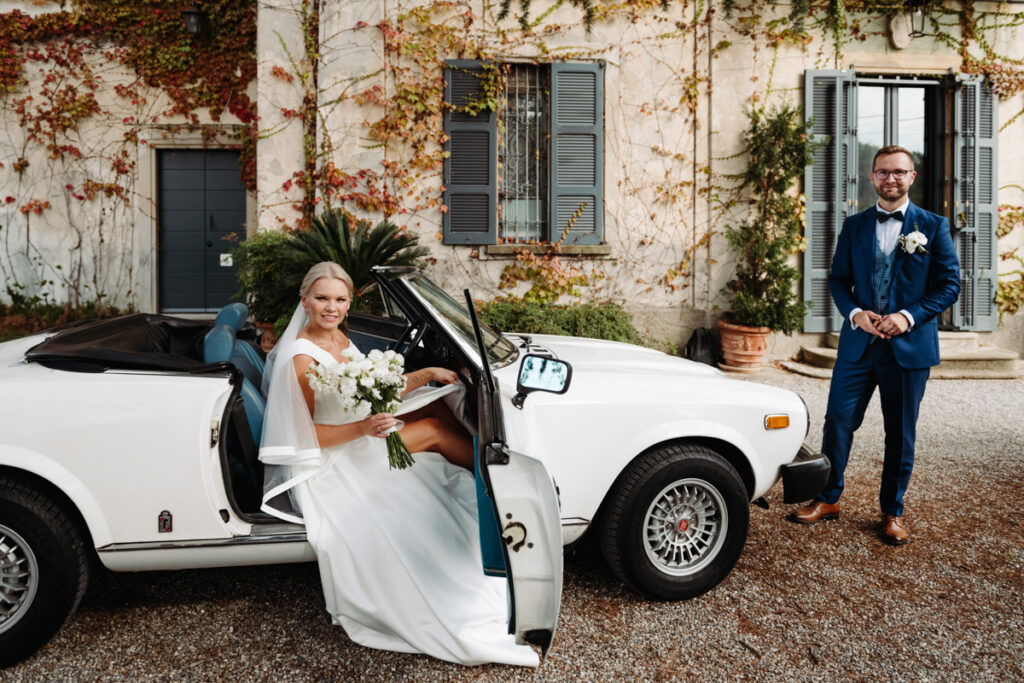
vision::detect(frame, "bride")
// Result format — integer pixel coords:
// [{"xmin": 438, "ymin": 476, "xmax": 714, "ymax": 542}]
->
[{"xmin": 258, "ymin": 261, "xmax": 538, "ymax": 667}]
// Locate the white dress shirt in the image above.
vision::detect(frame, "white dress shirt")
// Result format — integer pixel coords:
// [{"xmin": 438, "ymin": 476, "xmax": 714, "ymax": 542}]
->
[{"xmin": 849, "ymin": 200, "xmax": 915, "ymax": 330}]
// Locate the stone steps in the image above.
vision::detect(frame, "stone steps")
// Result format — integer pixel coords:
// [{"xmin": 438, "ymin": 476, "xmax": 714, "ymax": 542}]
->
[
  {"xmin": 823, "ymin": 331, "xmax": 982, "ymax": 352},
  {"xmin": 787, "ymin": 331, "xmax": 1022, "ymax": 379}
]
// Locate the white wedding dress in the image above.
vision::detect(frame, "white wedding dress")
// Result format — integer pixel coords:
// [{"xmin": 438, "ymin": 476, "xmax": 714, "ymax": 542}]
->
[{"xmin": 266, "ymin": 338, "xmax": 538, "ymax": 667}]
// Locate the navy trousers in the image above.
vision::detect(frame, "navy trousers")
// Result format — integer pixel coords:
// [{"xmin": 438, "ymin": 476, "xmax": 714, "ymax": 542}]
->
[{"xmin": 817, "ymin": 339, "xmax": 930, "ymax": 516}]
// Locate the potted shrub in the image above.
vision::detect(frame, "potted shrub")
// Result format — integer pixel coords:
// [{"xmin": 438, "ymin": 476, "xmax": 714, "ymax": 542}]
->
[{"xmin": 720, "ymin": 104, "xmax": 819, "ymax": 371}]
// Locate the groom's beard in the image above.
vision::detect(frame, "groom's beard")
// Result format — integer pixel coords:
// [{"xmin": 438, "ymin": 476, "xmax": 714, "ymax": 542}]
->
[{"xmin": 877, "ymin": 184, "xmax": 910, "ymax": 202}]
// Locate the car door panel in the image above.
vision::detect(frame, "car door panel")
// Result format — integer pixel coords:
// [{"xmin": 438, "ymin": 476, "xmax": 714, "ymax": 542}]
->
[{"xmin": 481, "ymin": 441, "xmax": 562, "ymax": 651}]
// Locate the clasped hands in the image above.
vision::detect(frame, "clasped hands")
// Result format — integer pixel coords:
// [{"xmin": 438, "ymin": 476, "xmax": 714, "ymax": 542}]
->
[{"xmin": 854, "ymin": 310, "xmax": 909, "ymax": 339}]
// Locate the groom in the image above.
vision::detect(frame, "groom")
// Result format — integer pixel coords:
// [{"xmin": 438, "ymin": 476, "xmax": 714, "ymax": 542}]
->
[{"xmin": 790, "ymin": 145, "xmax": 960, "ymax": 545}]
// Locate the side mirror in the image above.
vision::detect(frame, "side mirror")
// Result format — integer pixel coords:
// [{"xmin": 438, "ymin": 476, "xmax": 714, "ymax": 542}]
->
[{"xmin": 513, "ymin": 354, "xmax": 572, "ymax": 409}]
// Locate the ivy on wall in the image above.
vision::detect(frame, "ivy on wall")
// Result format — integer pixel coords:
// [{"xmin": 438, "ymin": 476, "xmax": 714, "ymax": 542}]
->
[
  {"xmin": 3, "ymin": 0, "xmax": 1024, "ymax": 322},
  {"xmin": 997, "ymin": 196, "xmax": 1024, "ymax": 319},
  {"xmin": 0, "ymin": 1, "xmax": 256, "ymax": 310}
]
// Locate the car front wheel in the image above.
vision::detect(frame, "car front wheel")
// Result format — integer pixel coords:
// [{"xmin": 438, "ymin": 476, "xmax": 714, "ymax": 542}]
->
[
  {"xmin": 599, "ymin": 443, "xmax": 749, "ymax": 600},
  {"xmin": 0, "ymin": 478, "xmax": 90, "ymax": 668}
]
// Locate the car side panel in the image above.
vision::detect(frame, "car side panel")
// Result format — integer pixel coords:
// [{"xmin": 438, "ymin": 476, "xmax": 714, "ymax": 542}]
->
[
  {"xmin": 0, "ymin": 364, "xmax": 238, "ymax": 551},
  {"xmin": 0, "ymin": 443, "xmax": 114, "ymax": 546}
]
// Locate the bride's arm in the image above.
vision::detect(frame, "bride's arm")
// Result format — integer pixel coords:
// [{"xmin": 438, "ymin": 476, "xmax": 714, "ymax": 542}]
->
[
  {"xmin": 293, "ymin": 356, "xmax": 395, "ymax": 448},
  {"xmin": 402, "ymin": 367, "xmax": 459, "ymax": 396}
]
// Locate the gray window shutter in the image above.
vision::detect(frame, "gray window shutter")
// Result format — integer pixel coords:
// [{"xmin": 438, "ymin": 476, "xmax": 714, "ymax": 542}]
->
[
  {"xmin": 549, "ymin": 62, "xmax": 604, "ymax": 245},
  {"xmin": 803, "ymin": 69, "xmax": 857, "ymax": 332},
  {"xmin": 443, "ymin": 61, "xmax": 497, "ymax": 245},
  {"xmin": 952, "ymin": 75, "xmax": 999, "ymax": 331}
]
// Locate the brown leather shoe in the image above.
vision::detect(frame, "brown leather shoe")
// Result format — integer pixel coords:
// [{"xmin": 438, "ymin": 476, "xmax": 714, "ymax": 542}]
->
[
  {"xmin": 787, "ymin": 500, "xmax": 840, "ymax": 524},
  {"xmin": 881, "ymin": 514, "xmax": 909, "ymax": 546}
]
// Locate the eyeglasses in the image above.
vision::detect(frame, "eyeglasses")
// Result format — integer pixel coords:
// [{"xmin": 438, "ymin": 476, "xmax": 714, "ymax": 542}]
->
[{"xmin": 873, "ymin": 169, "xmax": 912, "ymax": 180}]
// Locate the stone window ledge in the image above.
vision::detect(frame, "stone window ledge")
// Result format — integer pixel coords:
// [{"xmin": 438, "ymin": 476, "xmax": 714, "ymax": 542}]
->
[{"xmin": 484, "ymin": 244, "xmax": 613, "ymax": 258}]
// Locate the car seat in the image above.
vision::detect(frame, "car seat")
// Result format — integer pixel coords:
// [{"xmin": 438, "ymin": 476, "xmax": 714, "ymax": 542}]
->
[
  {"xmin": 215, "ymin": 302, "xmax": 249, "ymax": 331},
  {"xmin": 215, "ymin": 302, "xmax": 267, "ymax": 380},
  {"xmin": 203, "ymin": 324, "xmax": 265, "ymax": 438},
  {"xmin": 203, "ymin": 323, "xmax": 266, "ymax": 511}
]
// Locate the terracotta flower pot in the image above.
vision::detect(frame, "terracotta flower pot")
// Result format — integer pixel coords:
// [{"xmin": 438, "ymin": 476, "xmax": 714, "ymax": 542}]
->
[
  {"xmin": 255, "ymin": 322, "xmax": 279, "ymax": 353},
  {"xmin": 716, "ymin": 319, "xmax": 771, "ymax": 372}
]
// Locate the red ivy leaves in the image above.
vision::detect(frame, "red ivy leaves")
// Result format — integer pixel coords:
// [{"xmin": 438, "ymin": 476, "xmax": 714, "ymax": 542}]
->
[
  {"xmin": 1, "ymin": 2, "xmax": 259, "ymax": 190},
  {"xmin": 19, "ymin": 199, "xmax": 51, "ymax": 215},
  {"xmin": 271, "ymin": 65, "xmax": 294, "ymax": 82}
]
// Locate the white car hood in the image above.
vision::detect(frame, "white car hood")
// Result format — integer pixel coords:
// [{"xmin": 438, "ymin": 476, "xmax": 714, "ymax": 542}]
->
[{"xmin": 511, "ymin": 333, "xmax": 721, "ymax": 380}]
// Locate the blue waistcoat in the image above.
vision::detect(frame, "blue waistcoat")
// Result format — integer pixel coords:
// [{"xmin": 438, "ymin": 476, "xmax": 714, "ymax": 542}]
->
[{"xmin": 872, "ymin": 237, "xmax": 897, "ymax": 314}]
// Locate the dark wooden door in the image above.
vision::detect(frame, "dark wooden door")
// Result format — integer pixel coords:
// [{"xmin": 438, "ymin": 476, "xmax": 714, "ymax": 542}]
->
[{"xmin": 158, "ymin": 149, "xmax": 244, "ymax": 312}]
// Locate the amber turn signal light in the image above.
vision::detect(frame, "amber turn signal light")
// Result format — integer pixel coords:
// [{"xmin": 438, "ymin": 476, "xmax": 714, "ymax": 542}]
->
[{"xmin": 764, "ymin": 414, "xmax": 790, "ymax": 430}]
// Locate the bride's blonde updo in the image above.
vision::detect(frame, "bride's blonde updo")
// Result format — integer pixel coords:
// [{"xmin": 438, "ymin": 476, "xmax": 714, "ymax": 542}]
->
[{"xmin": 299, "ymin": 261, "xmax": 355, "ymax": 298}]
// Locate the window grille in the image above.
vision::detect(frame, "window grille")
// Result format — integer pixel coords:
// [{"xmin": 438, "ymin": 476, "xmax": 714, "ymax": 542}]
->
[{"xmin": 499, "ymin": 65, "xmax": 549, "ymax": 242}]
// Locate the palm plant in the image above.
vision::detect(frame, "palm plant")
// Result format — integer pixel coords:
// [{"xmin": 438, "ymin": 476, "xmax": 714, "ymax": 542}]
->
[
  {"xmin": 234, "ymin": 210, "xmax": 430, "ymax": 332},
  {"xmin": 283, "ymin": 209, "xmax": 430, "ymax": 297}
]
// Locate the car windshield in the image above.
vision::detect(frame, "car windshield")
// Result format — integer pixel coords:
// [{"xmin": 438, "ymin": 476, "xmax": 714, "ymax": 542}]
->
[{"xmin": 405, "ymin": 273, "xmax": 517, "ymax": 366}]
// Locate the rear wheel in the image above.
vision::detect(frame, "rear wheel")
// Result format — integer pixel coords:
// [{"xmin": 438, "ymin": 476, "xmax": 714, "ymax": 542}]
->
[
  {"xmin": 600, "ymin": 443, "xmax": 749, "ymax": 600},
  {"xmin": 0, "ymin": 478, "xmax": 89, "ymax": 668}
]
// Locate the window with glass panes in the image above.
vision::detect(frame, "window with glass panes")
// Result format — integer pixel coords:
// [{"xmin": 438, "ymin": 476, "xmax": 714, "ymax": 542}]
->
[
  {"xmin": 443, "ymin": 61, "xmax": 604, "ymax": 246},
  {"xmin": 500, "ymin": 65, "xmax": 550, "ymax": 242}
]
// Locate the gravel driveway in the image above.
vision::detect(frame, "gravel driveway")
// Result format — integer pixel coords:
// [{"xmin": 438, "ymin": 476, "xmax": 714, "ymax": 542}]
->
[{"xmin": 8, "ymin": 368, "xmax": 1024, "ymax": 681}]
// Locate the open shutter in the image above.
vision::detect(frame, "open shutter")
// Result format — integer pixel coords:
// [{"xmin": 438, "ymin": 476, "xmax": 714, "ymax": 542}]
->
[
  {"xmin": 443, "ymin": 61, "xmax": 498, "ymax": 245},
  {"xmin": 946, "ymin": 74, "xmax": 995, "ymax": 331},
  {"xmin": 803, "ymin": 70, "xmax": 857, "ymax": 332},
  {"xmin": 951, "ymin": 76, "xmax": 999, "ymax": 331},
  {"xmin": 549, "ymin": 62, "xmax": 604, "ymax": 245},
  {"xmin": 974, "ymin": 80, "xmax": 999, "ymax": 331}
]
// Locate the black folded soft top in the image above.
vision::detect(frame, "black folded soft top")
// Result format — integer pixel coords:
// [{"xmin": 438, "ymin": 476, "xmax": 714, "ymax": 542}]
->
[{"xmin": 25, "ymin": 313, "xmax": 228, "ymax": 374}]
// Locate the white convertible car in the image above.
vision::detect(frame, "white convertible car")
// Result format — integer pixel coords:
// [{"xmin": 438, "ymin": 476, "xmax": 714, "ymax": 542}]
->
[{"xmin": 0, "ymin": 267, "xmax": 827, "ymax": 666}]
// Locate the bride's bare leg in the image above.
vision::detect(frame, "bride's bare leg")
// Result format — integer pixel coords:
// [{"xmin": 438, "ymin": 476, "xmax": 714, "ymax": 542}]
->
[
  {"xmin": 401, "ymin": 399, "xmax": 465, "ymax": 433},
  {"xmin": 399, "ymin": 417, "xmax": 474, "ymax": 470}
]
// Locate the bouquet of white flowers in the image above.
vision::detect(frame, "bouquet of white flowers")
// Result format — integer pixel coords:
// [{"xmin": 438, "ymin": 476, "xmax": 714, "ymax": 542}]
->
[{"xmin": 306, "ymin": 347, "xmax": 414, "ymax": 469}]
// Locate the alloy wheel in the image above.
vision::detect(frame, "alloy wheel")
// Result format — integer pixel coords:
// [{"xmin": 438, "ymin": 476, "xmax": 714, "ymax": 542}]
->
[
  {"xmin": 642, "ymin": 478, "xmax": 728, "ymax": 576},
  {"xmin": 0, "ymin": 523, "xmax": 39, "ymax": 635}
]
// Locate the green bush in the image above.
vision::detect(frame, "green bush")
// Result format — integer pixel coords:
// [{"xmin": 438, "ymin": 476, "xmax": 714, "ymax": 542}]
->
[
  {"xmin": 478, "ymin": 299, "xmax": 657, "ymax": 348},
  {"xmin": 723, "ymin": 104, "xmax": 820, "ymax": 334},
  {"xmin": 231, "ymin": 228, "xmax": 297, "ymax": 333}
]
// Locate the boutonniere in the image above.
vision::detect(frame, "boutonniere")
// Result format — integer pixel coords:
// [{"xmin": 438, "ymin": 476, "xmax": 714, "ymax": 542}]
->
[{"xmin": 898, "ymin": 224, "xmax": 929, "ymax": 255}]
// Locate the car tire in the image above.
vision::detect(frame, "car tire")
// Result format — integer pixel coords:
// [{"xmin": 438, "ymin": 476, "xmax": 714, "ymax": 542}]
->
[
  {"xmin": 0, "ymin": 478, "xmax": 90, "ymax": 668},
  {"xmin": 599, "ymin": 443, "xmax": 749, "ymax": 600}
]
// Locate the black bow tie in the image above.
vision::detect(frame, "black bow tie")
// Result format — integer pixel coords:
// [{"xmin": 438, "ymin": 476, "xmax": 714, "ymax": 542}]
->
[{"xmin": 877, "ymin": 210, "xmax": 904, "ymax": 223}]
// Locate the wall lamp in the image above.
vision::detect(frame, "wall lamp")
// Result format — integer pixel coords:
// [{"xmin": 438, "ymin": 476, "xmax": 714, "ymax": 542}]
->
[
  {"xmin": 182, "ymin": 5, "xmax": 204, "ymax": 36},
  {"xmin": 907, "ymin": 0, "xmax": 928, "ymax": 38}
]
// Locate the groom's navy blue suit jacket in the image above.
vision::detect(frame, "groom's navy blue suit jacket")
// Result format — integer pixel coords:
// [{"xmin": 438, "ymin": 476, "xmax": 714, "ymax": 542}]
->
[{"xmin": 828, "ymin": 202, "xmax": 960, "ymax": 370}]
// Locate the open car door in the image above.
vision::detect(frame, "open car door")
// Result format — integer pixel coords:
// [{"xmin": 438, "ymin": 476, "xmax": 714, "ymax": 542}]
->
[{"xmin": 464, "ymin": 291, "xmax": 563, "ymax": 656}]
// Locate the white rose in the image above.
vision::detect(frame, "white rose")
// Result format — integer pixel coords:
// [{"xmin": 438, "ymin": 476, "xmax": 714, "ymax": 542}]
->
[
  {"xmin": 353, "ymin": 400, "xmax": 372, "ymax": 419},
  {"xmin": 906, "ymin": 231, "xmax": 927, "ymax": 252}
]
